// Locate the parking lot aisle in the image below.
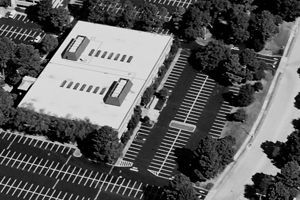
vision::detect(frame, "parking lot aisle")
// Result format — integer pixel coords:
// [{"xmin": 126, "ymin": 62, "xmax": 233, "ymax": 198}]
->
[
  {"xmin": 0, "ymin": 175, "xmax": 90, "ymax": 200},
  {"xmin": 174, "ymin": 73, "xmax": 216, "ymax": 124},
  {"xmin": 163, "ymin": 52, "xmax": 189, "ymax": 89},
  {"xmin": 121, "ymin": 123, "xmax": 152, "ymax": 164},
  {"xmin": 0, "ymin": 130, "xmax": 76, "ymax": 156},
  {"xmin": 208, "ymin": 85, "xmax": 240, "ymax": 138},
  {"xmin": 98, "ymin": 177, "xmax": 144, "ymax": 199},
  {"xmin": 147, "ymin": 128, "xmax": 191, "ymax": 180}
]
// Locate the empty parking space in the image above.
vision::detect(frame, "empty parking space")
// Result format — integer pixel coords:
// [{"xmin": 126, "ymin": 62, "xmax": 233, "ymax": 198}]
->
[
  {"xmin": 164, "ymin": 52, "xmax": 189, "ymax": 89},
  {"xmin": 147, "ymin": 0, "xmax": 195, "ymax": 9},
  {"xmin": 147, "ymin": 127, "xmax": 191, "ymax": 180},
  {"xmin": 0, "ymin": 24, "xmax": 45, "ymax": 44},
  {"xmin": 0, "ymin": 147, "xmax": 145, "ymax": 199},
  {"xmin": 120, "ymin": 123, "xmax": 153, "ymax": 167},
  {"xmin": 208, "ymin": 85, "xmax": 240, "ymax": 139},
  {"xmin": 13, "ymin": 13, "xmax": 31, "ymax": 23},
  {"xmin": 0, "ymin": 176, "xmax": 89, "ymax": 200},
  {"xmin": 174, "ymin": 73, "xmax": 216, "ymax": 125},
  {"xmin": 0, "ymin": 130, "xmax": 76, "ymax": 156}
]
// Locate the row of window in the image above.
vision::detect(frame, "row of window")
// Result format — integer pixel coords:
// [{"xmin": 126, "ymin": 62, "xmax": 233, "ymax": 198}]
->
[
  {"xmin": 60, "ymin": 80, "xmax": 107, "ymax": 95},
  {"xmin": 88, "ymin": 49, "xmax": 133, "ymax": 63}
]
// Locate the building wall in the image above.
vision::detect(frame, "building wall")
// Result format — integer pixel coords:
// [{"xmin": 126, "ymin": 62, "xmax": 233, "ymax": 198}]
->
[{"xmin": 116, "ymin": 36, "xmax": 173, "ymax": 138}]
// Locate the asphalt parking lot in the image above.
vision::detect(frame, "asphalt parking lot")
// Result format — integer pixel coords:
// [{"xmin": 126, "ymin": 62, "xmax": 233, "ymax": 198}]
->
[
  {"xmin": 0, "ymin": 130, "xmax": 147, "ymax": 200},
  {"xmin": 0, "ymin": 13, "xmax": 45, "ymax": 44}
]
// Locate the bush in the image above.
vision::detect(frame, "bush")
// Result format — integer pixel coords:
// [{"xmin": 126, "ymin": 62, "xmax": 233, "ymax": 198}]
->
[
  {"xmin": 253, "ymin": 82, "xmax": 263, "ymax": 92},
  {"xmin": 236, "ymin": 84, "xmax": 255, "ymax": 107},
  {"xmin": 142, "ymin": 116, "xmax": 150, "ymax": 124},
  {"xmin": 157, "ymin": 88, "xmax": 169, "ymax": 100},
  {"xmin": 231, "ymin": 108, "xmax": 247, "ymax": 122},
  {"xmin": 121, "ymin": 130, "xmax": 132, "ymax": 144},
  {"xmin": 141, "ymin": 86, "xmax": 155, "ymax": 106}
]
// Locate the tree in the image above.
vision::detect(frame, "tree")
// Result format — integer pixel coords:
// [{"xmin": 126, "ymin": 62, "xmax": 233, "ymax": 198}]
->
[
  {"xmin": 134, "ymin": 3, "xmax": 163, "ymax": 31},
  {"xmin": 141, "ymin": 86, "xmax": 155, "ymax": 106},
  {"xmin": 39, "ymin": 34, "xmax": 59, "ymax": 54},
  {"xmin": 34, "ymin": 0, "xmax": 53, "ymax": 23},
  {"xmin": 82, "ymin": 126, "xmax": 123, "ymax": 163},
  {"xmin": 190, "ymin": 40, "xmax": 231, "ymax": 73},
  {"xmin": 276, "ymin": 161, "xmax": 300, "ymax": 193},
  {"xmin": 253, "ymin": 82, "xmax": 263, "ymax": 92},
  {"xmin": 248, "ymin": 11, "xmax": 278, "ymax": 48},
  {"xmin": 236, "ymin": 84, "xmax": 255, "ymax": 107},
  {"xmin": 265, "ymin": 182, "xmax": 291, "ymax": 200},
  {"xmin": 162, "ymin": 174, "xmax": 198, "ymax": 200},
  {"xmin": 12, "ymin": 44, "xmax": 42, "ymax": 78},
  {"xmin": 180, "ymin": 5, "xmax": 212, "ymax": 40},
  {"xmin": 0, "ymin": 0, "xmax": 10, "ymax": 7},
  {"xmin": 117, "ymin": 0, "xmax": 137, "ymax": 28},
  {"xmin": 231, "ymin": 108, "xmax": 247, "ymax": 122},
  {"xmin": 253, "ymin": 0, "xmax": 300, "ymax": 22},
  {"xmin": 192, "ymin": 136, "xmax": 235, "ymax": 181},
  {"xmin": 0, "ymin": 37, "xmax": 16, "ymax": 79},
  {"xmin": 239, "ymin": 48, "xmax": 257, "ymax": 67},
  {"xmin": 214, "ymin": 4, "xmax": 250, "ymax": 45},
  {"xmin": 0, "ymin": 88, "xmax": 15, "ymax": 126},
  {"xmin": 157, "ymin": 88, "xmax": 169, "ymax": 100},
  {"xmin": 295, "ymin": 92, "xmax": 300, "ymax": 109},
  {"xmin": 48, "ymin": 8, "xmax": 70, "ymax": 33},
  {"xmin": 251, "ymin": 173, "xmax": 275, "ymax": 196}
]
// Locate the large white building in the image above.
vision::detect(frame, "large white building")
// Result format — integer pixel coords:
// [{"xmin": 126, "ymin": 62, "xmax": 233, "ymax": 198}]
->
[{"xmin": 19, "ymin": 21, "xmax": 173, "ymax": 137}]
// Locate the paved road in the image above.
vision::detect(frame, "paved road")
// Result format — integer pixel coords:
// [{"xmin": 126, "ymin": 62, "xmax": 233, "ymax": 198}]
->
[{"xmin": 206, "ymin": 23, "xmax": 300, "ymax": 200}]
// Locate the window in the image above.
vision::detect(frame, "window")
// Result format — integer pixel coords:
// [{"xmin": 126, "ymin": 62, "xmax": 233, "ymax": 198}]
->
[
  {"xmin": 80, "ymin": 84, "xmax": 86, "ymax": 91},
  {"xmin": 107, "ymin": 52, "xmax": 113, "ymax": 59},
  {"xmin": 127, "ymin": 56, "xmax": 133, "ymax": 63},
  {"xmin": 120, "ymin": 55, "xmax": 126, "ymax": 62},
  {"xmin": 95, "ymin": 50, "xmax": 101, "ymax": 57},
  {"xmin": 101, "ymin": 51, "xmax": 108, "ymax": 58},
  {"xmin": 93, "ymin": 86, "xmax": 100, "ymax": 93},
  {"xmin": 66, "ymin": 81, "xmax": 73, "ymax": 88},
  {"xmin": 100, "ymin": 88, "xmax": 106, "ymax": 95},
  {"xmin": 60, "ymin": 80, "xmax": 67, "ymax": 87},
  {"xmin": 86, "ymin": 85, "xmax": 93, "ymax": 92},
  {"xmin": 73, "ymin": 83, "xmax": 80, "ymax": 90},
  {"xmin": 88, "ymin": 49, "xmax": 95, "ymax": 56},
  {"xmin": 114, "ymin": 53, "xmax": 120, "ymax": 61}
]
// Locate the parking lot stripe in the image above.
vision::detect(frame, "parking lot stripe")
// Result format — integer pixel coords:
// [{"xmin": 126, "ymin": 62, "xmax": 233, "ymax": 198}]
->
[
  {"xmin": 128, "ymin": 181, "xmax": 136, "ymax": 197},
  {"xmin": 94, "ymin": 173, "xmax": 103, "ymax": 189},
  {"xmin": 11, "ymin": 153, "xmax": 21, "ymax": 167},
  {"xmin": 122, "ymin": 180, "xmax": 131, "ymax": 195},
  {"xmin": 39, "ymin": 159, "xmax": 48, "ymax": 174},
  {"xmin": 78, "ymin": 169, "xmax": 88, "ymax": 185},
  {"xmin": 134, "ymin": 182, "xmax": 143, "ymax": 198},
  {"xmin": 12, "ymin": 180, "xmax": 22, "ymax": 196},
  {"xmin": 18, "ymin": 182, "xmax": 29, "ymax": 198},
  {"xmin": 6, "ymin": 179, "xmax": 16, "ymax": 194},
  {"xmin": 110, "ymin": 176, "xmax": 120, "ymax": 192}
]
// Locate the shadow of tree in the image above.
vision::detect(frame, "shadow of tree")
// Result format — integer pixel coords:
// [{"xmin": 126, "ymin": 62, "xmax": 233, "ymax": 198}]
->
[
  {"xmin": 143, "ymin": 185, "xmax": 164, "ymax": 200},
  {"xmin": 174, "ymin": 147, "xmax": 200, "ymax": 182}
]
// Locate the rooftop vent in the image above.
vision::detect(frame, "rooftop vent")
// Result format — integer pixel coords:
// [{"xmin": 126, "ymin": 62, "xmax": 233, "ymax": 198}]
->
[
  {"xmin": 62, "ymin": 35, "xmax": 90, "ymax": 61},
  {"xmin": 103, "ymin": 78, "xmax": 132, "ymax": 106}
]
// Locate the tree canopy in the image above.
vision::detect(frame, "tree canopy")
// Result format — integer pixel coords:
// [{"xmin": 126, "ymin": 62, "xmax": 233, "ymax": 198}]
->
[
  {"xmin": 191, "ymin": 136, "xmax": 236, "ymax": 181},
  {"xmin": 39, "ymin": 34, "xmax": 59, "ymax": 54},
  {"xmin": 161, "ymin": 174, "xmax": 198, "ymax": 200},
  {"xmin": 80, "ymin": 126, "xmax": 123, "ymax": 163},
  {"xmin": 27, "ymin": 0, "xmax": 70, "ymax": 33}
]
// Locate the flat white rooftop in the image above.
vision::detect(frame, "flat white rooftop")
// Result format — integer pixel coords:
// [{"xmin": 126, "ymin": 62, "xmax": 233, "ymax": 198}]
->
[{"xmin": 19, "ymin": 21, "xmax": 172, "ymax": 130}]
